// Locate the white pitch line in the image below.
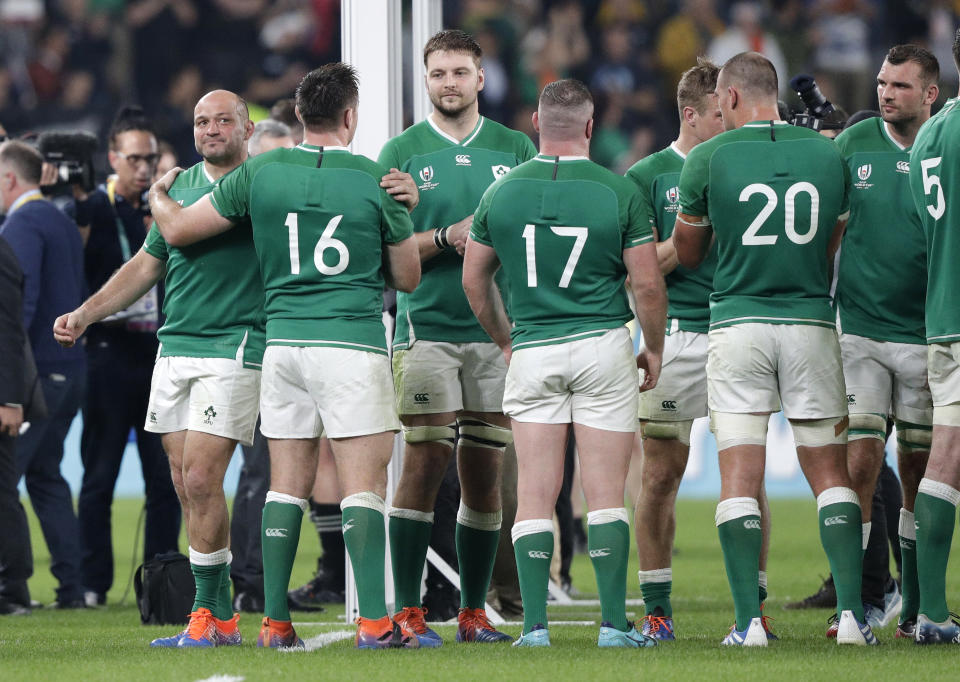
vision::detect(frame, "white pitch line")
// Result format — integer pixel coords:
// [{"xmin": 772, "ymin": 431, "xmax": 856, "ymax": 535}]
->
[
  {"xmin": 276, "ymin": 629, "xmax": 355, "ymax": 652},
  {"xmin": 194, "ymin": 676, "xmax": 245, "ymax": 682}
]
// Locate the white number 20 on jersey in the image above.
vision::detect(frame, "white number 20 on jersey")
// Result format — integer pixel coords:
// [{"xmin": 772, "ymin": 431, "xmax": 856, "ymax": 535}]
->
[
  {"xmin": 286, "ymin": 213, "xmax": 349, "ymax": 276},
  {"xmin": 740, "ymin": 182, "xmax": 820, "ymax": 246},
  {"xmin": 522, "ymin": 224, "xmax": 588, "ymax": 288}
]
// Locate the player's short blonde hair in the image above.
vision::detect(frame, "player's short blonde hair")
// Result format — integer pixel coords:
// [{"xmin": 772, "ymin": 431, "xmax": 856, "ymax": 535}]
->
[{"xmin": 677, "ymin": 57, "xmax": 720, "ymax": 119}]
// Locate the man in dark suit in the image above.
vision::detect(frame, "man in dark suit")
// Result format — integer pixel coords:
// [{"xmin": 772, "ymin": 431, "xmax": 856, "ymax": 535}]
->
[
  {"xmin": 0, "ymin": 234, "xmax": 34, "ymax": 615},
  {"xmin": 0, "ymin": 140, "xmax": 87, "ymax": 608}
]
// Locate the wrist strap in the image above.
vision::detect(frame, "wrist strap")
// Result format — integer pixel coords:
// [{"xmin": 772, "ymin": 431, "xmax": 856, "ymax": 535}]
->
[{"xmin": 433, "ymin": 226, "xmax": 449, "ymax": 249}]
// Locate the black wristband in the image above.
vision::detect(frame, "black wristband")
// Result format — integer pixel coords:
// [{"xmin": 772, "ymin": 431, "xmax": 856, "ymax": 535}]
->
[{"xmin": 433, "ymin": 226, "xmax": 449, "ymax": 249}]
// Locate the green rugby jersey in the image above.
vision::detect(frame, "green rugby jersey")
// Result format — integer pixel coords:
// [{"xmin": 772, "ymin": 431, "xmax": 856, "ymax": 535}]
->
[
  {"xmin": 144, "ymin": 162, "xmax": 266, "ymax": 368},
  {"xmin": 210, "ymin": 145, "xmax": 414, "ymax": 354},
  {"xmin": 910, "ymin": 97, "xmax": 960, "ymax": 344},
  {"xmin": 378, "ymin": 115, "xmax": 537, "ymax": 349},
  {"xmin": 834, "ymin": 117, "xmax": 926, "ymax": 343},
  {"xmin": 679, "ymin": 121, "xmax": 850, "ymax": 329},
  {"xmin": 626, "ymin": 142, "xmax": 716, "ymax": 333},
  {"xmin": 471, "ymin": 154, "xmax": 653, "ymax": 351}
]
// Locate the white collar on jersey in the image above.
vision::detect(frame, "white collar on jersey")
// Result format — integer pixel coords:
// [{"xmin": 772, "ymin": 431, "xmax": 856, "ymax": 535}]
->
[
  {"xmin": 669, "ymin": 141, "xmax": 687, "ymax": 160},
  {"xmin": 881, "ymin": 121, "xmax": 909, "ymax": 151},
  {"xmin": 533, "ymin": 154, "xmax": 589, "ymax": 162},
  {"xmin": 742, "ymin": 120, "xmax": 790, "ymax": 128},
  {"xmin": 426, "ymin": 113, "xmax": 485, "ymax": 146}
]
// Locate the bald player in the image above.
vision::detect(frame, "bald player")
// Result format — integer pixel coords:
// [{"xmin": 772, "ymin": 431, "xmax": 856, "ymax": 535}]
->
[
  {"xmin": 55, "ymin": 90, "xmax": 263, "ymax": 648},
  {"xmin": 674, "ymin": 53, "xmax": 872, "ymax": 647}
]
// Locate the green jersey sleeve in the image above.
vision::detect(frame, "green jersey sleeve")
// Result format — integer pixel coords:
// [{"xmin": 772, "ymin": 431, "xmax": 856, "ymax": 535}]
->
[
  {"xmin": 517, "ymin": 134, "xmax": 538, "ymax": 163},
  {"xmin": 380, "ymin": 184, "xmax": 415, "ymax": 244},
  {"xmin": 469, "ymin": 185, "xmax": 494, "ymax": 246},
  {"xmin": 210, "ymin": 160, "xmax": 252, "ymax": 221},
  {"xmin": 377, "ymin": 139, "xmax": 402, "ymax": 172},
  {"xmin": 678, "ymin": 144, "xmax": 710, "ymax": 219},
  {"xmin": 143, "ymin": 223, "xmax": 169, "ymax": 261},
  {"xmin": 623, "ymin": 189, "xmax": 654, "ymax": 248}
]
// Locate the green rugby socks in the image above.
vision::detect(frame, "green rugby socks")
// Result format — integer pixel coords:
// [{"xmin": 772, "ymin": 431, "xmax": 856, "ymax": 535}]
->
[
  {"xmin": 716, "ymin": 497, "xmax": 762, "ymax": 631},
  {"xmin": 261, "ymin": 492, "xmax": 307, "ymax": 622},
  {"xmin": 456, "ymin": 503, "xmax": 502, "ymax": 610},
  {"xmin": 388, "ymin": 508, "xmax": 433, "ymax": 609},
  {"xmin": 587, "ymin": 508, "xmax": 630, "ymax": 632},
  {"xmin": 342, "ymin": 492, "xmax": 389, "ymax": 620},
  {"xmin": 512, "ymin": 519, "xmax": 554, "ymax": 635},
  {"xmin": 817, "ymin": 487, "xmax": 864, "ymax": 622},
  {"xmin": 915, "ymin": 478, "xmax": 960, "ymax": 623}
]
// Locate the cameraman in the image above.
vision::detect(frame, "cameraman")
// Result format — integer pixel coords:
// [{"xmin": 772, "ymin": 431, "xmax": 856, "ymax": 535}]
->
[
  {"xmin": 63, "ymin": 107, "xmax": 180, "ymax": 606},
  {"xmin": 0, "ymin": 140, "xmax": 86, "ymax": 608}
]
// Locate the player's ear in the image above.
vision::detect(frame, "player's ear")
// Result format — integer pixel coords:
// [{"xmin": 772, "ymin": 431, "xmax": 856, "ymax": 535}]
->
[
  {"xmin": 294, "ymin": 104, "xmax": 304, "ymax": 125},
  {"xmin": 585, "ymin": 117, "xmax": 593, "ymax": 141},
  {"xmin": 925, "ymin": 82, "xmax": 940, "ymax": 106},
  {"xmin": 531, "ymin": 110, "xmax": 541, "ymax": 134},
  {"xmin": 244, "ymin": 118, "xmax": 255, "ymax": 141},
  {"xmin": 476, "ymin": 65, "xmax": 485, "ymax": 92}
]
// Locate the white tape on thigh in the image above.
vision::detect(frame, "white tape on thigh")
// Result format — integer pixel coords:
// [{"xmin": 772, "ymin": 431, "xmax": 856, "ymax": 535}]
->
[
  {"xmin": 641, "ymin": 419, "xmax": 693, "ymax": 446},
  {"xmin": 791, "ymin": 416, "xmax": 848, "ymax": 447},
  {"xmin": 932, "ymin": 403, "xmax": 960, "ymax": 427},
  {"xmin": 896, "ymin": 420, "xmax": 932, "ymax": 453},
  {"xmin": 457, "ymin": 417, "xmax": 512, "ymax": 453},
  {"xmin": 847, "ymin": 413, "xmax": 886, "ymax": 442},
  {"xmin": 709, "ymin": 411, "xmax": 768, "ymax": 450},
  {"xmin": 402, "ymin": 423, "xmax": 456, "ymax": 450}
]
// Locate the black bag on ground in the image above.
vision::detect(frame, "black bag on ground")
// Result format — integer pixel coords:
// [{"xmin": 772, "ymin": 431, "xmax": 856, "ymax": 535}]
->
[{"xmin": 134, "ymin": 552, "xmax": 196, "ymax": 625}]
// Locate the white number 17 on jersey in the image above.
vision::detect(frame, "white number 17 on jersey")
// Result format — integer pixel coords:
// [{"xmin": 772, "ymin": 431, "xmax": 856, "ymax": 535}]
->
[{"xmin": 522, "ymin": 224, "xmax": 588, "ymax": 288}]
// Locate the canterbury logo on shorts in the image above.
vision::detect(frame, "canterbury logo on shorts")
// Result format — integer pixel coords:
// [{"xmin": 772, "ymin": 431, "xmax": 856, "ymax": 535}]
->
[{"xmin": 265, "ymin": 528, "xmax": 288, "ymax": 537}]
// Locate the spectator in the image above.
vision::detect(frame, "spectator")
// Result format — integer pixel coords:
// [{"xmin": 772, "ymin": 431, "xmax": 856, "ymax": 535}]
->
[
  {"xmin": 0, "ymin": 139, "xmax": 86, "ymax": 608},
  {"xmin": 708, "ymin": 2, "xmax": 790, "ymax": 96},
  {"xmin": 247, "ymin": 119, "xmax": 293, "ymax": 157},
  {"xmin": 65, "ymin": 106, "xmax": 181, "ymax": 606}
]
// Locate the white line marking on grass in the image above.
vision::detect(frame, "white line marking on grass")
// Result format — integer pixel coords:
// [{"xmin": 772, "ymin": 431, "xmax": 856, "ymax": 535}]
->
[
  {"xmin": 277, "ymin": 630, "xmax": 354, "ymax": 652},
  {"xmin": 195, "ymin": 675, "xmax": 244, "ymax": 682}
]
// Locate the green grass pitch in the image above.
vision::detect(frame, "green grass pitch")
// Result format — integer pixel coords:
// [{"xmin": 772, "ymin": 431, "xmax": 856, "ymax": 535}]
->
[{"xmin": 3, "ymin": 498, "xmax": 959, "ymax": 680}]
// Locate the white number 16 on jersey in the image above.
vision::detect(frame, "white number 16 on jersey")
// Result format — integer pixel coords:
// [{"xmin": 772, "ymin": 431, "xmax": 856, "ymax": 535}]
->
[
  {"xmin": 522, "ymin": 224, "xmax": 588, "ymax": 288},
  {"xmin": 286, "ymin": 213, "xmax": 350, "ymax": 276}
]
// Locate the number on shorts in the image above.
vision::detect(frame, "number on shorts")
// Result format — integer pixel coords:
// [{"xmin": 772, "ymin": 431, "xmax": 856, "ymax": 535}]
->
[
  {"xmin": 522, "ymin": 224, "xmax": 588, "ymax": 288},
  {"xmin": 285, "ymin": 213, "xmax": 349, "ymax": 275},
  {"xmin": 740, "ymin": 182, "xmax": 820, "ymax": 245}
]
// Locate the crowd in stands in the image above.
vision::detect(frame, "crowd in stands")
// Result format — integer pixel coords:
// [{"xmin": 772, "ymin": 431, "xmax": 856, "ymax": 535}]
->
[{"xmin": 3, "ymin": 0, "xmax": 959, "ymax": 173}]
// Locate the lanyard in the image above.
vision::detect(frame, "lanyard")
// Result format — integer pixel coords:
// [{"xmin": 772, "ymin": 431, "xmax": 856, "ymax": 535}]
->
[
  {"xmin": 106, "ymin": 177, "xmax": 133, "ymax": 262},
  {"xmin": 8, "ymin": 189, "xmax": 44, "ymax": 215}
]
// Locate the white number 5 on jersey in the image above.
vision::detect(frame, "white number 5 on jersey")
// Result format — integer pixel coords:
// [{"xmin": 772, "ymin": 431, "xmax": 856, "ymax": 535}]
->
[{"xmin": 920, "ymin": 157, "xmax": 945, "ymax": 220}]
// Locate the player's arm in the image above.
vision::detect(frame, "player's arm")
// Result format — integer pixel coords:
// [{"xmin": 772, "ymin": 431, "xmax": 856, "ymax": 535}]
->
[
  {"xmin": 656, "ymin": 235, "xmax": 681, "ymax": 274},
  {"xmin": 383, "ymin": 235, "xmax": 421, "ymax": 293},
  {"xmin": 673, "ymin": 212, "xmax": 713, "ymax": 269},
  {"xmin": 53, "ymin": 247, "xmax": 165, "ymax": 347},
  {"xmin": 827, "ymin": 214, "xmax": 848, "ymax": 264},
  {"xmin": 624, "ymin": 242, "xmax": 667, "ymax": 392},
  {"xmin": 149, "ymin": 169, "xmax": 234, "ymax": 247},
  {"xmin": 415, "ymin": 214, "xmax": 474, "ymax": 262},
  {"xmin": 462, "ymin": 237, "xmax": 512, "ymax": 363}
]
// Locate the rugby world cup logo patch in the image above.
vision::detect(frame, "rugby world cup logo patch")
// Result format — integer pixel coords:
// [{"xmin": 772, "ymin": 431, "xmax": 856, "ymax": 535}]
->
[
  {"xmin": 664, "ymin": 186, "xmax": 680, "ymax": 213},
  {"xmin": 418, "ymin": 165, "xmax": 439, "ymax": 191},
  {"xmin": 854, "ymin": 163, "xmax": 873, "ymax": 189}
]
